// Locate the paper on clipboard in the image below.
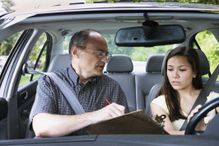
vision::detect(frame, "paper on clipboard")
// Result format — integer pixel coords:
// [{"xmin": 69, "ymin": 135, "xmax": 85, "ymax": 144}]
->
[{"xmin": 85, "ymin": 110, "xmax": 168, "ymax": 134}]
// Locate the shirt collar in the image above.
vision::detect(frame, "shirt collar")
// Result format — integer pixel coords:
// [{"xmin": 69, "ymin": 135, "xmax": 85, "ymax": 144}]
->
[
  {"xmin": 67, "ymin": 64, "xmax": 80, "ymax": 85},
  {"xmin": 67, "ymin": 64, "xmax": 99, "ymax": 86}
]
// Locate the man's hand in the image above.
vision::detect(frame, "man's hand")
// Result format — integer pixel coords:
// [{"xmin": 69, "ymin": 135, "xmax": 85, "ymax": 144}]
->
[
  {"xmin": 88, "ymin": 103, "xmax": 125, "ymax": 124},
  {"xmin": 32, "ymin": 103, "xmax": 125, "ymax": 137}
]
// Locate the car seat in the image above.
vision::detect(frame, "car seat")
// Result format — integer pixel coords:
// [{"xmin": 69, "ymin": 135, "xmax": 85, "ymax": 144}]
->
[
  {"xmin": 135, "ymin": 54, "xmax": 164, "ymax": 110},
  {"xmin": 106, "ymin": 55, "xmax": 136, "ymax": 111}
]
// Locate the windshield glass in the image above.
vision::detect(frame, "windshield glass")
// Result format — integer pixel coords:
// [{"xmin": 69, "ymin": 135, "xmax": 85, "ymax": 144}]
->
[{"xmin": 1, "ymin": 0, "xmax": 218, "ymax": 14}]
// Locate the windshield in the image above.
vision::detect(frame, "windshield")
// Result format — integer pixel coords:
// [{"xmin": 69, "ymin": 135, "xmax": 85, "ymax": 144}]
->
[{"xmin": 1, "ymin": 0, "xmax": 218, "ymax": 14}]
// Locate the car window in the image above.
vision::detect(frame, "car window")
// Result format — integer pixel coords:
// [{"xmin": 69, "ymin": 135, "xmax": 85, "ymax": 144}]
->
[
  {"xmin": 195, "ymin": 30, "xmax": 219, "ymax": 80},
  {"xmin": 19, "ymin": 32, "xmax": 49, "ymax": 87},
  {"xmin": 0, "ymin": 31, "xmax": 23, "ymax": 74}
]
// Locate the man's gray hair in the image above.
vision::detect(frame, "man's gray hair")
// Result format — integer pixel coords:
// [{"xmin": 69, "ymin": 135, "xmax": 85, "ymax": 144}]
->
[{"xmin": 69, "ymin": 29, "xmax": 100, "ymax": 54}]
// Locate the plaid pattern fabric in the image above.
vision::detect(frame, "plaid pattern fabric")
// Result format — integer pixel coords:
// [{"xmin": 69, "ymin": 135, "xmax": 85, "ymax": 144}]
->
[{"xmin": 29, "ymin": 65, "xmax": 128, "ymax": 135}]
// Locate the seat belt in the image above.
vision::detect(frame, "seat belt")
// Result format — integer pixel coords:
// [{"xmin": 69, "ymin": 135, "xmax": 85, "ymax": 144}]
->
[
  {"xmin": 44, "ymin": 72, "xmax": 85, "ymax": 114},
  {"xmin": 25, "ymin": 66, "xmax": 85, "ymax": 114},
  {"xmin": 180, "ymin": 65, "xmax": 219, "ymax": 130}
]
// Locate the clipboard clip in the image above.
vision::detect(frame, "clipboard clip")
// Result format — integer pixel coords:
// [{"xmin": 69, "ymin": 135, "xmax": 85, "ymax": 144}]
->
[{"xmin": 155, "ymin": 114, "xmax": 166, "ymax": 128}]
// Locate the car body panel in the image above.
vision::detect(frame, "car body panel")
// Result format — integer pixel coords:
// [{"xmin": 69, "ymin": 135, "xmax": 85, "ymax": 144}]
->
[{"xmin": 0, "ymin": 135, "xmax": 218, "ymax": 146}]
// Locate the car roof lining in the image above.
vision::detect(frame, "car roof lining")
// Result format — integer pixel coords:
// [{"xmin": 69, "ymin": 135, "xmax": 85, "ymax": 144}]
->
[
  {"xmin": 21, "ymin": 11, "xmax": 219, "ymax": 22},
  {"xmin": 16, "ymin": 11, "xmax": 219, "ymax": 33},
  {"xmin": 1, "ymin": 11, "xmax": 219, "ymax": 50}
]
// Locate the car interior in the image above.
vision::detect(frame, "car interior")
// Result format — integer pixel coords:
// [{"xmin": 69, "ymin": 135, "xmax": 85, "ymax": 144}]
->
[{"xmin": 0, "ymin": 5, "xmax": 219, "ymax": 145}]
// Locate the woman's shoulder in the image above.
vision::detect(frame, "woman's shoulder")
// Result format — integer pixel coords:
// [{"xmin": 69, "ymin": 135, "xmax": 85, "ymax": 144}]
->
[
  {"xmin": 207, "ymin": 91, "xmax": 219, "ymax": 101},
  {"xmin": 151, "ymin": 95, "xmax": 166, "ymax": 105},
  {"xmin": 151, "ymin": 95, "xmax": 169, "ymax": 113}
]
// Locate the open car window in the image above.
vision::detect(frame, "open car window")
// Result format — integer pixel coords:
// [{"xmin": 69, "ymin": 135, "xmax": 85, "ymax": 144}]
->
[
  {"xmin": 195, "ymin": 30, "xmax": 219, "ymax": 77},
  {"xmin": 19, "ymin": 32, "xmax": 52, "ymax": 87},
  {"xmin": 0, "ymin": 31, "xmax": 23, "ymax": 75}
]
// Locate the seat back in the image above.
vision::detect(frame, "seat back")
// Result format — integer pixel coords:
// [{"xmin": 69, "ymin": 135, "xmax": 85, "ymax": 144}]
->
[
  {"xmin": 47, "ymin": 54, "xmax": 71, "ymax": 72},
  {"xmin": 135, "ymin": 54, "xmax": 164, "ymax": 110},
  {"xmin": 106, "ymin": 55, "xmax": 136, "ymax": 111},
  {"xmin": 145, "ymin": 49, "xmax": 211, "ymax": 115}
]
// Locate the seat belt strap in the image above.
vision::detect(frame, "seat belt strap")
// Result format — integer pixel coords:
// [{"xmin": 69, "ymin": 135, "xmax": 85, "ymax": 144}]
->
[
  {"xmin": 180, "ymin": 65, "xmax": 219, "ymax": 130},
  {"xmin": 25, "ymin": 66, "xmax": 85, "ymax": 114},
  {"xmin": 44, "ymin": 72, "xmax": 85, "ymax": 114}
]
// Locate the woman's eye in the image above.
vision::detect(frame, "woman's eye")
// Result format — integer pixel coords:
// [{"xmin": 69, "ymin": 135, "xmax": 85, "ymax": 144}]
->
[
  {"xmin": 167, "ymin": 68, "xmax": 173, "ymax": 71},
  {"xmin": 179, "ymin": 69, "xmax": 186, "ymax": 72}
]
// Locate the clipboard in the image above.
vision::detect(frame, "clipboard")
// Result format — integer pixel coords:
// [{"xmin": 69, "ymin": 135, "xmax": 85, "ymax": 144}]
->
[{"xmin": 85, "ymin": 110, "xmax": 168, "ymax": 134}]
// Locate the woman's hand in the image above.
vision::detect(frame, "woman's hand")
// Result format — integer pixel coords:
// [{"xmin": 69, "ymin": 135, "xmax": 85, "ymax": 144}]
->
[{"xmin": 187, "ymin": 104, "xmax": 207, "ymax": 131}]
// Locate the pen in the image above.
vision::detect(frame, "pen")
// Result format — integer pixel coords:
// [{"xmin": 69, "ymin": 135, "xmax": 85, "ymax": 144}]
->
[{"xmin": 105, "ymin": 98, "xmax": 112, "ymax": 105}]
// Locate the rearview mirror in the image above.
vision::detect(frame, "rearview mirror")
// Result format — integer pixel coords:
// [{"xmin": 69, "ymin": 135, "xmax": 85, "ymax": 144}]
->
[{"xmin": 115, "ymin": 25, "xmax": 185, "ymax": 47}]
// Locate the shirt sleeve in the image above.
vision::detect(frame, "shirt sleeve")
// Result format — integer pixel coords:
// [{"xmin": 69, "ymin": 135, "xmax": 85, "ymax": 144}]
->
[
  {"xmin": 204, "ymin": 91, "xmax": 219, "ymax": 124},
  {"xmin": 151, "ymin": 95, "xmax": 169, "ymax": 114},
  {"xmin": 206, "ymin": 91, "xmax": 219, "ymax": 102},
  {"xmin": 29, "ymin": 75, "xmax": 57, "ymax": 125}
]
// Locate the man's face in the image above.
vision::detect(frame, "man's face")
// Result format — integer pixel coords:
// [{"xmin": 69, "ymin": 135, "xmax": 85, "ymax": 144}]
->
[{"xmin": 76, "ymin": 33, "xmax": 108, "ymax": 80}]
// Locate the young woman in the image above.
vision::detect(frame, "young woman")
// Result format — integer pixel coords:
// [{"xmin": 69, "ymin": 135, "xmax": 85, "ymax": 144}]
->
[{"xmin": 150, "ymin": 46, "xmax": 219, "ymax": 135}]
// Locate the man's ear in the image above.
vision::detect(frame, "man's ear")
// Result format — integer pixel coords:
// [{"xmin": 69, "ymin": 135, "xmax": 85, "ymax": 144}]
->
[{"xmin": 71, "ymin": 47, "xmax": 79, "ymax": 57}]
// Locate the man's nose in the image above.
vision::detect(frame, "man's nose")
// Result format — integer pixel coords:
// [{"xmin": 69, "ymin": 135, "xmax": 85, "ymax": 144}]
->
[{"xmin": 101, "ymin": 55, "xmax": 109, "ymax": 63}]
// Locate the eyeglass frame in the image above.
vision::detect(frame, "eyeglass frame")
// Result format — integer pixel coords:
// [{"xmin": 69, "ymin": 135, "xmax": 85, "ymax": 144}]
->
[{"xmin": 81, "ymin": 48, "xmax": 111, "ymax": 59}]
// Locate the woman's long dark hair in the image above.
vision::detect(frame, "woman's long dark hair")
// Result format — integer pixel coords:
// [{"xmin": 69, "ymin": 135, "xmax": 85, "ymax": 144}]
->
[{"xmin": 161, "ymin": 46, "xmax": 203, "ymax": 121}]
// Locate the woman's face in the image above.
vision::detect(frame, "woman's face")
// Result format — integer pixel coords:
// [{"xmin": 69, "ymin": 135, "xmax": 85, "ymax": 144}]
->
[{"xmin": 167, "ymin": 55, "xmax": 196, "ymax": 91}]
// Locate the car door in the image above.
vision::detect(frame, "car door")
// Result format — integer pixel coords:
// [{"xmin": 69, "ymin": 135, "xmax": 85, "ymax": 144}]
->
[
  {"xmin": 0, "ymin": 28, "xmax": 30, "ymax": 139},
  {"xmin": 17, "ymin": 32, "xmax": 52, "ymax": 138},
  {"xmin": 0, "ymin": 20, "xmax": 53, "ymax": 139}
]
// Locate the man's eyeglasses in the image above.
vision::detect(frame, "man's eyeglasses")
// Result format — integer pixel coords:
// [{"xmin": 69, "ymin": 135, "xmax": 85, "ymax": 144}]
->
[
  {"xmin": 94, "ymin": 50, "xmax": 110, "ymax": 58},
  {"xmin": 84, "ymin": 49, "xmax": 110, "ymax": 59}
]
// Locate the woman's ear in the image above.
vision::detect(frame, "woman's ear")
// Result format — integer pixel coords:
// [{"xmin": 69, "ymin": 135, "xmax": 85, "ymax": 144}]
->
[{"xmin": 193, "ymin": 72, "xmax": 197, "ymax": 78}]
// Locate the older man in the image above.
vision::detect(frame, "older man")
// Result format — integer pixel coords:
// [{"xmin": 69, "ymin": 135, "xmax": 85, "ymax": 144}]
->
[{"xmin": 29, "ymin": 29, "xmax": 129, "ymax": 137}]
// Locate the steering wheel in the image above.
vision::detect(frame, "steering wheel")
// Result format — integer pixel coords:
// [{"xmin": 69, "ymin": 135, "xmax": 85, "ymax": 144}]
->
[{"xmin": 185, "ymin": 97, "xmax": 219, "ymax": 135}]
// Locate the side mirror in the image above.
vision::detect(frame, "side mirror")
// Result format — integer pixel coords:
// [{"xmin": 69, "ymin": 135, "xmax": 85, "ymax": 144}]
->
[{"xmin": 115, "ymin": 25, "xmax": 185, "ymax": 47}]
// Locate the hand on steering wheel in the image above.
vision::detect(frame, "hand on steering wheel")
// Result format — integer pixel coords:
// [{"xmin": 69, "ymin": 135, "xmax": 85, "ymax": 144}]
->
[{"xmin": 185, "ymin": 97, "xmax": 219, "ymax": 135}]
